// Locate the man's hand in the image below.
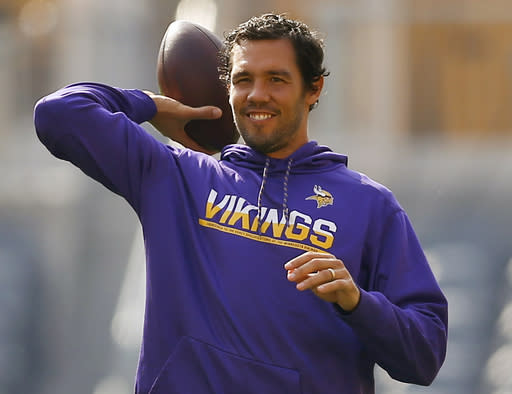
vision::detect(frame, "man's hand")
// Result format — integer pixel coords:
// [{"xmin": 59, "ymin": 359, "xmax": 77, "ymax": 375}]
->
[
  {"xmin": 285, "ymin": 251, "xmax": 361, "ymax": 312},
  {"xmin": 144, "ymin": 91, "xmax": 222, "ymax": 155}
]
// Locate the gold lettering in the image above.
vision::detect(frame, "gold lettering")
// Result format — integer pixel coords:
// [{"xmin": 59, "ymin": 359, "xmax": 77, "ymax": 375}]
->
[
  {"xmin": 205, "ymin": 189, "xmax": 231, "ymax": 219},
  {"xmin": 285, "ymin": 211, "xmax": 311, "ymax": 241},
  {"xmin": 219, "ymin": 196, "xmax": 237, "ymax": 224},
  {"xmin": 204, "ymin": 190, "xmax": 337, "ymax": 251},
  {"xmin": 228, "ymin": 198, "xmax": 252, "ymax": 229},
  {"xmin": 250, "ymin": 207, "xmax": 267, "ymax": 232},
  {"xmin": 259, "ymin": 209, "xmax": 287, "ymax": 237},
  {"xmin": 310, "ymin": 219, "xmax": 337, "ymax": 249}
]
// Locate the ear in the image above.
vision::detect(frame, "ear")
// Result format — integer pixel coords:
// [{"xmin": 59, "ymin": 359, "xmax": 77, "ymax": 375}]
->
[{"xmin": 306, "ymin": 76, "xmax": 324, "ymax": 108}]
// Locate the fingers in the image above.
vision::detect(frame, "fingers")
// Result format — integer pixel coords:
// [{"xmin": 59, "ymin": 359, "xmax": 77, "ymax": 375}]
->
[
  {"xmin": 286, "ymin": 252, "xmax": 344, "ymax": 288},
  {"xmin": 149, "ymin": 93, "xmax": 222, "ymax": 121},
  {"xmin": 189, "ymin": 105, "xmax": 223, "ymax": 120},
  {"xmin": 284, "ymin": 251, "xmax": 361, "ymax": 311},
  {"xmin": 284, "ymin": 251, "xmax": 333, "ymax": 270},
  {"xmin": 288, "ymin": 264, "xmax": 348, "ymax": 291},
  {"xmin": 284, "ymin": 251, "xmax": 338, "ymax": 282}
]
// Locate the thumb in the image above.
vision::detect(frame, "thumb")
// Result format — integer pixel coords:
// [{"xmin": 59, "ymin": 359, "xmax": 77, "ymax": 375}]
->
[{"xmin": 182, "ymin": 105, "xmax": 222, "ymax": 121}]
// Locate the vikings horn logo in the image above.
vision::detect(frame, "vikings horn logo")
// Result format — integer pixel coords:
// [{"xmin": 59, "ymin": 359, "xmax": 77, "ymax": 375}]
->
[{"xmin": 306, "ymin": 185, "xmax": 334, "ymax": 208}]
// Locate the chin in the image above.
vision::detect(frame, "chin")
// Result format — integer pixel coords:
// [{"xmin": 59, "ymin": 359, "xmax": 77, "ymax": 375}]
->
[{"xmin": 248, "ymin": 140, "xmax": 285, "ymax": 155}]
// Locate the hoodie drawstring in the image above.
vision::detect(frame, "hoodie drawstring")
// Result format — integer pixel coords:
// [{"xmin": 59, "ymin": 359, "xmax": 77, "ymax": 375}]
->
[
  {"xmin": 256, "ymin": 158, "xmax": 293, "ymax": 234},
  {"xmin": 282, "ymin": 158, "xmax": 293, "ymax": 225},
  {"xmin": 257, "ymin": 158, "xmax": 270, "ymax": 234}
]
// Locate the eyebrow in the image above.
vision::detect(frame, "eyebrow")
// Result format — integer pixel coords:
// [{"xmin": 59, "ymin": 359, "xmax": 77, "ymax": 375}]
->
[
  {"xmin": 231, "ymin": 69, "xmax": 293, "ymax": 80},
  {"xmin": 231, "ymin": 70, "xmax": 250, "ymax": 81},
  {"xmin": 268, "ymin": 70, "xmax": 293, "ymax": 79}
]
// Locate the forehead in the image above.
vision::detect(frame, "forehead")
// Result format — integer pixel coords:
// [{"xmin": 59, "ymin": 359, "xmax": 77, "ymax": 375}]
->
[{"xmin": 230, "ymin": 38, "xmax": 300, "ymax": 75}]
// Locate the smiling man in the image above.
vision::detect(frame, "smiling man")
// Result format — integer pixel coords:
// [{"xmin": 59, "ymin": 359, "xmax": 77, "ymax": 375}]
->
[
  {"xmin": 34, "ymin": 13, "xmax": 447, "ymax": 394},
  {"xmin": 228, "ymin": 38, "xmax": 320, "ymax": 158}
]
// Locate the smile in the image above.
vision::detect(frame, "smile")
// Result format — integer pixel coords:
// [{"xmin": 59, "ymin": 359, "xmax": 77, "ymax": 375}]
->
[{"xmin": 248, "ymin": 113, "xmax": 273, "ymax": 120}]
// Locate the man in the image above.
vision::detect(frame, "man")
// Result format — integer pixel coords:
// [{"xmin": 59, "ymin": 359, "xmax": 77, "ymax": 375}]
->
[{"xmin": 34, "ymin": 13, "xmax": 447, "ymax": 394}]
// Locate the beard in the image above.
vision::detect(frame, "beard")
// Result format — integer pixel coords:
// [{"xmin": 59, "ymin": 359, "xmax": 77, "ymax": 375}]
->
[
  {"xmin": 234, "ymin": 99, "xmax": 306, "ymax": 155},
  {"xmin": 238, "ymin": 123, "xmax": 298, "ymax": 155}
]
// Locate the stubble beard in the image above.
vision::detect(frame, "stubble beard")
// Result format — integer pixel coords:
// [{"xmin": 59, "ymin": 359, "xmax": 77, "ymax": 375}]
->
[{"xmin": 234, "ymin": 101, "xmax": 306, "ymax": 155}]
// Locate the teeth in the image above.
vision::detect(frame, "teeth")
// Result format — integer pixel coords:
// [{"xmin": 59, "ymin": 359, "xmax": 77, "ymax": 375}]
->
[{"xmin": 249, "ymin": 113, "xmax": 272, "ymax": 120}]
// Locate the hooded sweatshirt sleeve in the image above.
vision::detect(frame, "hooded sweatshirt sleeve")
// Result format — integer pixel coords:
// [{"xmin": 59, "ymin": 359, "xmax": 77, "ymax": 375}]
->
[
  {"xmin": 34, "ymin": 82, "xmax": 159, "ymax": 211},
  {"xmin": 338, "ymin": 205, "xmax": 448, "ymax": 386}
]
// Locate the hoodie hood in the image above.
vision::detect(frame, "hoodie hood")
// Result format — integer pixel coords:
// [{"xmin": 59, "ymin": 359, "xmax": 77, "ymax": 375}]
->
[
  {"xmin": 220, "ymin": 141, "xmax": 348, "ymax": 230},
  {"xmin": 220, "ymin": 141, "xmax": 348, "ymax": 174}
]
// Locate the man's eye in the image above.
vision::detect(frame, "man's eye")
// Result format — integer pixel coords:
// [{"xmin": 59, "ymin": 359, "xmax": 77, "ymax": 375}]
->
[{"xmin": 233, "ymin": 78, "xmax": 250, "ymax": 85}]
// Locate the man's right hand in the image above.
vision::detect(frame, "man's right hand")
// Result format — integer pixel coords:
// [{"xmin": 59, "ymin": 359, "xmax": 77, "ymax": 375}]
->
[{"xmin": 144, "ymin": 91, "xmax": 222, "ymax": 155}]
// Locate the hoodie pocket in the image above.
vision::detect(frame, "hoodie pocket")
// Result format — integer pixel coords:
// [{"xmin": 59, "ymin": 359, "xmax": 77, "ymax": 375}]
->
[{"xmin": 149, "ymin": 336, "xmax": 301, "ymax": 394}]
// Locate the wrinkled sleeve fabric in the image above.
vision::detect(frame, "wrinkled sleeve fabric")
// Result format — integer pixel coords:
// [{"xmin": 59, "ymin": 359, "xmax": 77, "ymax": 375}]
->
[
  {"xmin": 34, "ymin": 82, "xmax": 162, "ymax": 212},
  {"xmin": 338, "ymin": 208, "xmax": 448, "ymax": 386}
]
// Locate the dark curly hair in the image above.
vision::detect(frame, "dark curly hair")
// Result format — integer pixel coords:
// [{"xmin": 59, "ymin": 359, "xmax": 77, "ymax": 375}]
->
[{"xmin": 219, "ymin": 13, "xmax": 330, "ymax": 110}]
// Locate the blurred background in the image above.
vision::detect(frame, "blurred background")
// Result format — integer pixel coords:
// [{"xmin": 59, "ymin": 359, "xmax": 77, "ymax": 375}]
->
[{"xmin": 1, "ymin": 0, "xmax": 512, "ymax": 393}]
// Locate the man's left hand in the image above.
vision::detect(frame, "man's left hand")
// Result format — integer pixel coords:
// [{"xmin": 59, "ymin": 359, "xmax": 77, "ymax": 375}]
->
[{"xmin": 285, "ymin": 251, "xmax": 361, "ymax": 312}]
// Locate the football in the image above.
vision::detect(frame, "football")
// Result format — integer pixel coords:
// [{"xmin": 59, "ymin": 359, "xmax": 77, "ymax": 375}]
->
[{"xmin": 156, "ymin": 20, "xmax": 239, "ymax": 152}]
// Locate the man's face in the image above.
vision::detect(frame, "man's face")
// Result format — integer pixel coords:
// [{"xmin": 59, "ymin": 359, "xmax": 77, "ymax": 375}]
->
[{"xmin": 228, "ymin": 39, "xmax": 322, "ymax": 158}]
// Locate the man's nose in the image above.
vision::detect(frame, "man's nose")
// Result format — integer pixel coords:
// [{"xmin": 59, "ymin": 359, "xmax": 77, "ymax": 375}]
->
[{"xmin": 247, "ymin": 80, "xmax": 270, "ymax": 103}]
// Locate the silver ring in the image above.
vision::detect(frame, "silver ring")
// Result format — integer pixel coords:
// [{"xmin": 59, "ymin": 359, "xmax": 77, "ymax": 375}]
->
[{"xmin": 327, "ymin": 268, "xmax": 336, "ymax": 281}]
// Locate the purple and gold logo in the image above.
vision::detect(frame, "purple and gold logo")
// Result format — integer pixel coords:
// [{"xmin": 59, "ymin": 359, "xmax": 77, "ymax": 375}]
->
[{"xmin": 306, "ymin": 185, "xmax": 334, "ymax": 208}]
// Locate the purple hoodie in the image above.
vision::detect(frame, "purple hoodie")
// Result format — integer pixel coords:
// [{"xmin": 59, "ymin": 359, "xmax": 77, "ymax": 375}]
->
[{"xmin": 34, "ymin": 82, "xmax": 447, "ymax": 394}]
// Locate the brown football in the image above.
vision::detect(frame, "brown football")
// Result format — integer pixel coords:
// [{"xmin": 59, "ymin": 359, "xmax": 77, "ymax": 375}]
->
[{"xmin": 156, "ymin": 20, "xmax": 239, "ymax": 152}]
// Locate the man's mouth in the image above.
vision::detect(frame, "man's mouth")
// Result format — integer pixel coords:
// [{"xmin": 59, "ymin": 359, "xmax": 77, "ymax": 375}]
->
[{"xmin": 248, "ymin": 112, "xmax": 273, "ymax": 121}]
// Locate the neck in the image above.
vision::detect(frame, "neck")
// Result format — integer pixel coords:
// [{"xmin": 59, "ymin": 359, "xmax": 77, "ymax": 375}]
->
[{"xmin": 264, "ymin": 139, "xmax": 309, "ymax": 159}]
